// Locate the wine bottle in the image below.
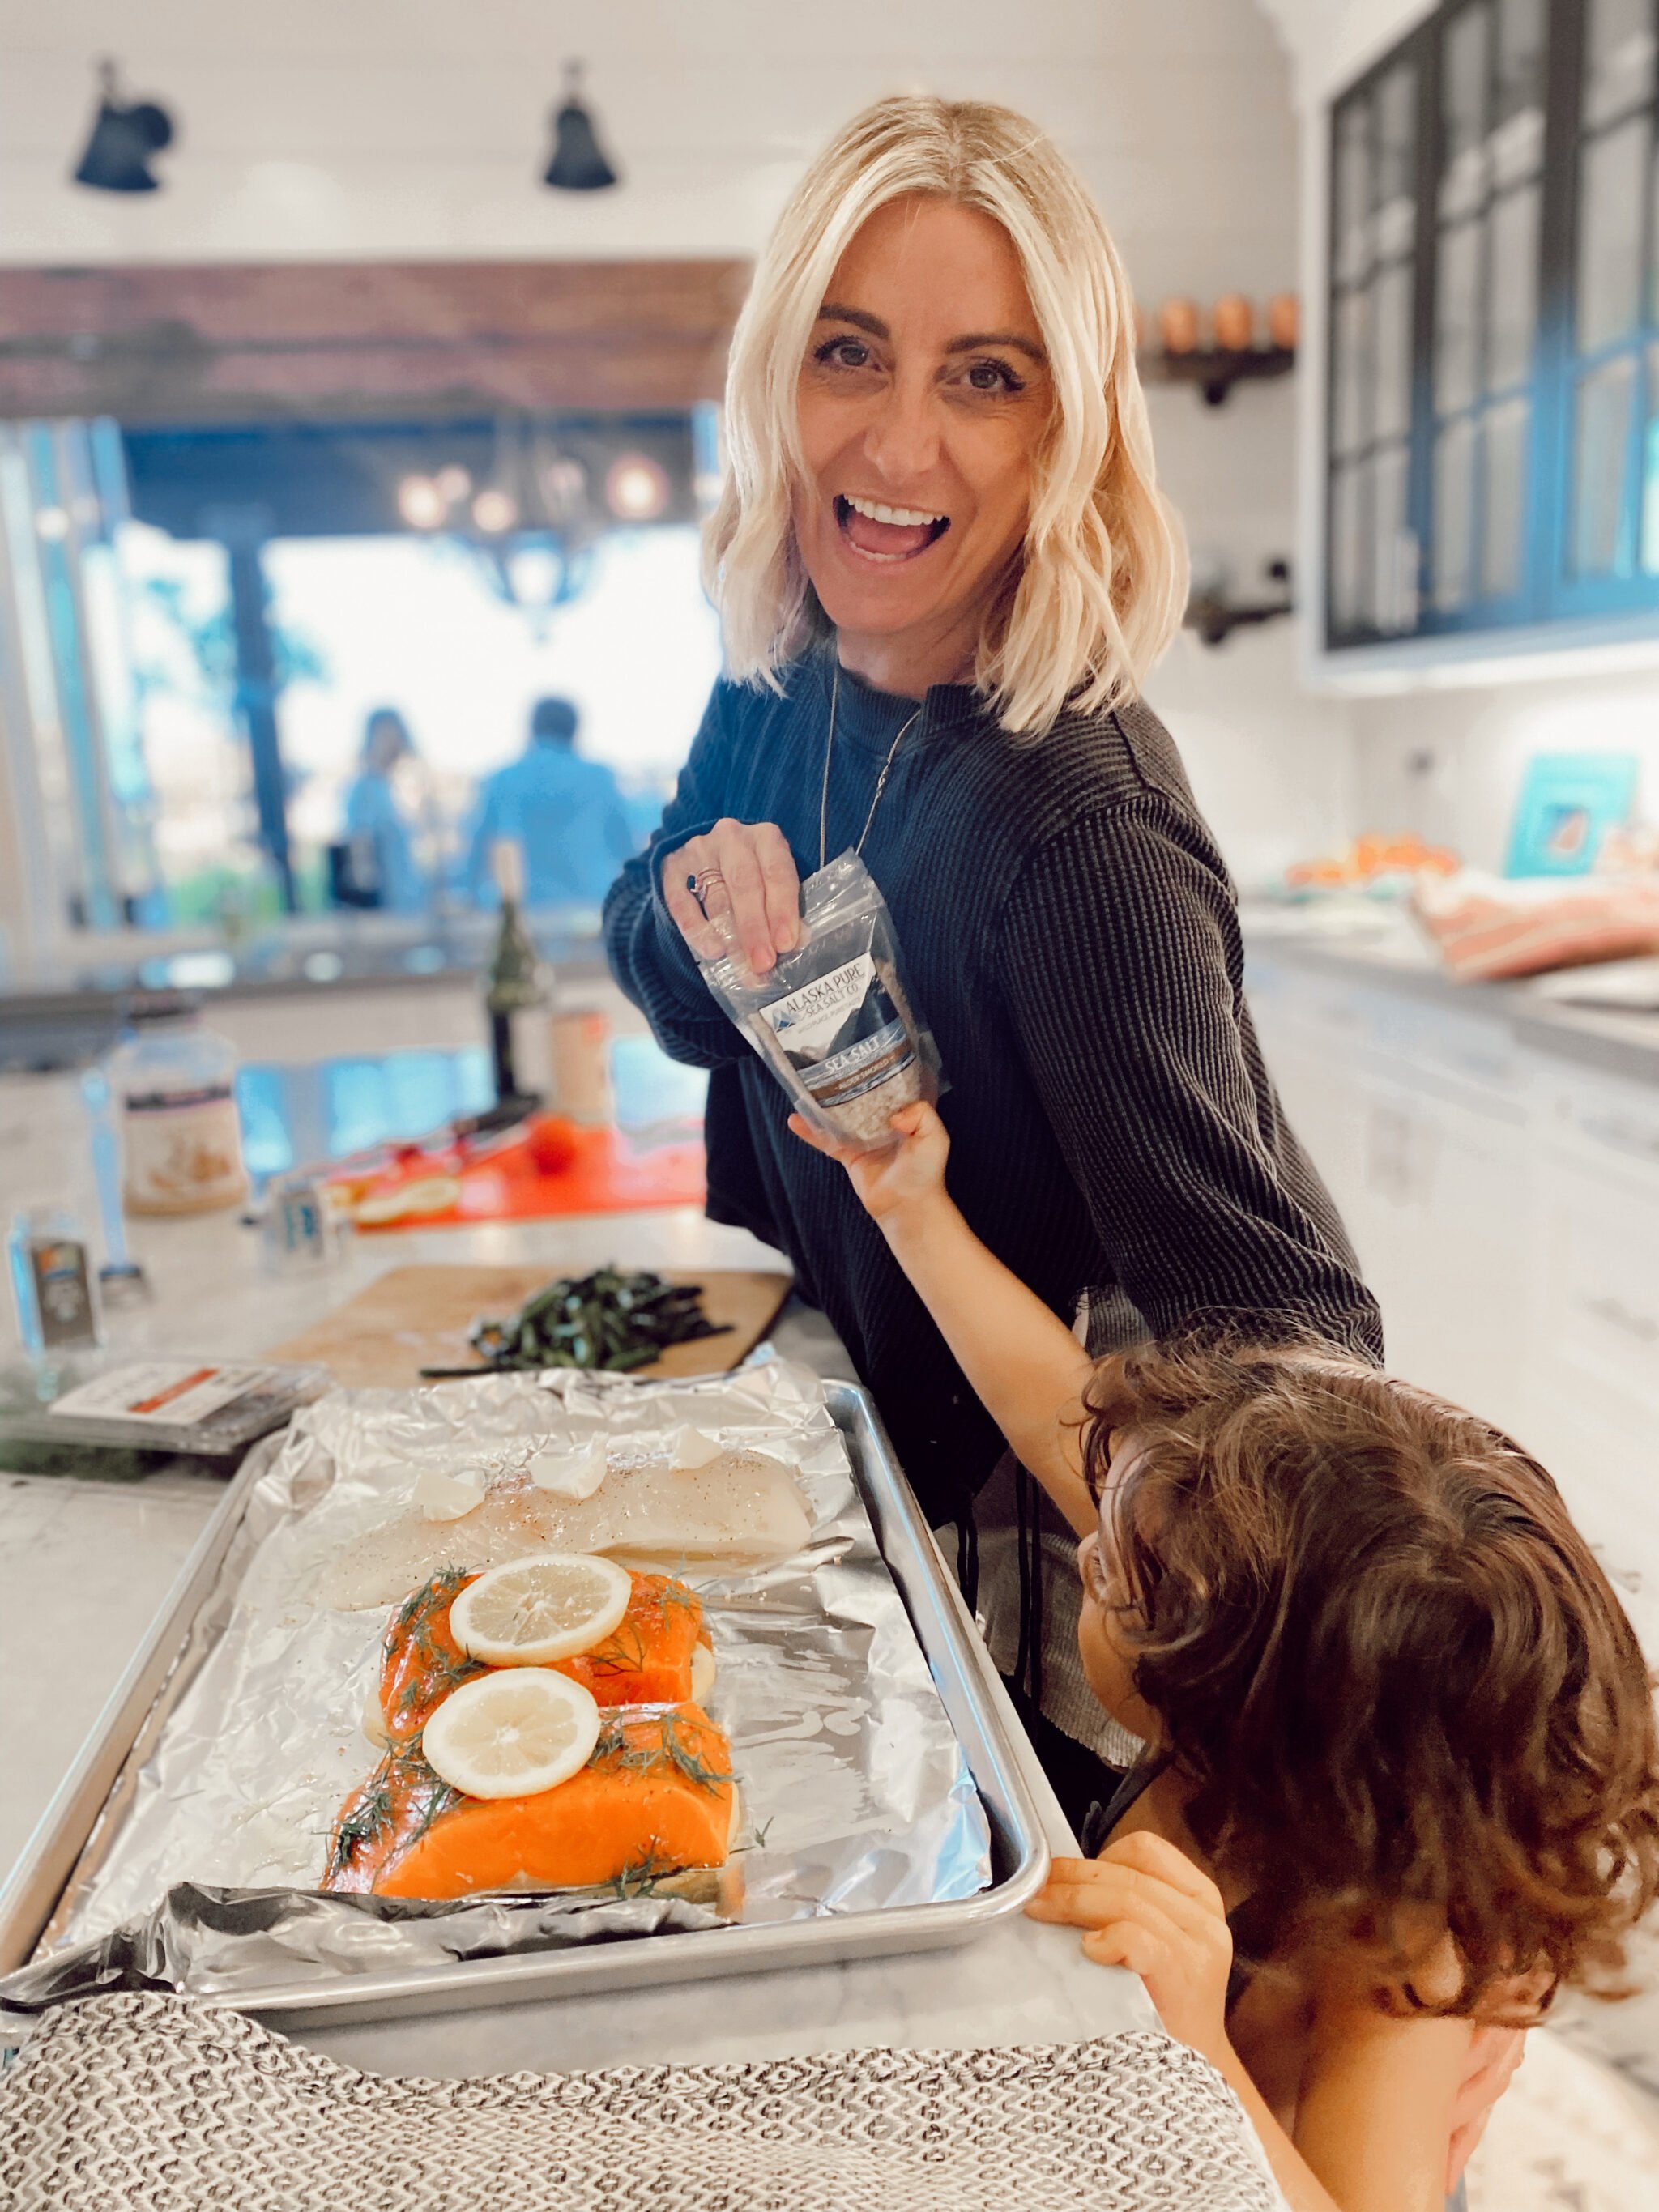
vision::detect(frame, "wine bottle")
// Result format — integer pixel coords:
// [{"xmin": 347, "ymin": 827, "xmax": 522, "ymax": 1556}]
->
[{"xmin": 484, "ymin": 838, "xmax": 546, "ymax": 1110}]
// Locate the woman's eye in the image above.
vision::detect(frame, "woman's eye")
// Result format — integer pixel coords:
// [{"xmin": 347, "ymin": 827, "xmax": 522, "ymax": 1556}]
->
[
  {"xmin": 815, "ymin": 336, "xmax": 872, "ymax": 370},
  {"xmin": 964, "ymin": 357, "xmax": 1024, "ymax": 394}
]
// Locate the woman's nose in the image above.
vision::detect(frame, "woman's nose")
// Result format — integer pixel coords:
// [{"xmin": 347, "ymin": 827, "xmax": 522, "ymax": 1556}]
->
[{"xmin": 863, "ymin": 377, "xmax": 941, "ymax": 484}]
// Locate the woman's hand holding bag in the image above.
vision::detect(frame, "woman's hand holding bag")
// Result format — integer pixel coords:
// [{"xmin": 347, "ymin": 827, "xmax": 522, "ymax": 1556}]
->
[{"xmin": 661, "ymin": 817, "xmax": 802, "ymax": 976}]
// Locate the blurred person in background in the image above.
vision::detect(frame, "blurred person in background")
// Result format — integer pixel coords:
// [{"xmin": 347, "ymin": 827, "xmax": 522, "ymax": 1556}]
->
[
  {"xmin": 462, "ymin": 695, "xmax": 637, "ymax": 908},
  {"xmin": 339, "ymin": 707, "xmax": 426, "ymax": 912}
]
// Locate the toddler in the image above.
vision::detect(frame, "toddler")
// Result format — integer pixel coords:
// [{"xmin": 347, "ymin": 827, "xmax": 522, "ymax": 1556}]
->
[{"xmin": 793, "ymin": 1100, "xmax": 1659, "ymax": 2212}]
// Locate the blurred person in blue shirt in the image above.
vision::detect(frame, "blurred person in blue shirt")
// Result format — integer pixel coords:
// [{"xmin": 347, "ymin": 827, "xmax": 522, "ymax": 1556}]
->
[
  {"xmin": 462, "ymin": 696, "xmax": 636, "ymax": 908},
  {"xmin": 341, "ymin": 708, "xmax": 426, "ymax": 912}
]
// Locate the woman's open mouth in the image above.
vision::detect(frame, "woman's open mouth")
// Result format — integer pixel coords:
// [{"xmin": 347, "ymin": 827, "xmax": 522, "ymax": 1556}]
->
[{"xmin": 834, "ymin": 492, "xmax": 950, "ymax": 564}]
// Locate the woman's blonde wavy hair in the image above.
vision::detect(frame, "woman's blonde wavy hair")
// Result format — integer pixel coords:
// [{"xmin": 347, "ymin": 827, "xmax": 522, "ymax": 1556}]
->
[{"xmin": 705, "ymin": 95, "xmax": 1188, "ymax": 735}]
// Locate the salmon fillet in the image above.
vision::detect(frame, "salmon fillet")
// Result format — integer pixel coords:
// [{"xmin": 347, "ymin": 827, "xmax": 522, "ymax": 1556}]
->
[
  {"xmin": 377, "ymin": 1566, "xmax": 710, "ymax": 1743},
  {"xmin": 322, "ymin": 1703, "xmax": 736, "ymax": 1899}
]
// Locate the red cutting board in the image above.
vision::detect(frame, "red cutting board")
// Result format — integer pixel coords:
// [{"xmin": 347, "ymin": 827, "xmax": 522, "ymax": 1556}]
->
[{"xmin": 330, "ymin": 1120, "xmax": 705, "ymax": 1230}]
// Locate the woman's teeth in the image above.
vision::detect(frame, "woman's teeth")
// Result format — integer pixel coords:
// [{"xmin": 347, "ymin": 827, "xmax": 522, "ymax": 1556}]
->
[
  {"xmin": 834, "ymin": 492, "xmax": 949, "ymax": 561},
  {"xmin": 844, "ymin": 493, "xmax": 946, "ymax": 528}
]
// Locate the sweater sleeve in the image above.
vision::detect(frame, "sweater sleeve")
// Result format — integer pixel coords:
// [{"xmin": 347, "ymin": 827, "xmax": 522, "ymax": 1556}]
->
[
  {"xmin": 999, "ymin": 795, "xmax": 1384, "ymax": 1361},
  {"xmin": 601, "ymin": 685, "xmax": 753, "ymax": 1071}
]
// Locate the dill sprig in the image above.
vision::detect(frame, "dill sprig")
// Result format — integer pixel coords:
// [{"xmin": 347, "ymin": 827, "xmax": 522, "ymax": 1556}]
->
[
  {"xmin": 386, "ymin": 1566, "xmax": 467, "ymax": 1654},
  {"xmin": 385, "ymin": 1567, "xmax": 487, "ymax": 1722},
  {"xmin": 392, "ymin": 1628, "xmax": 485, "ymax": 1718},
  {"xmin": 401, "ymin": 1755, "xmax": 463, "ymax": 1848},
  {"xmin": 594, "ymin": 1710, "xmax": 733, "ymax": 1794},
  {"xmin": 655, "ymin": 1577, "xmax": 704, "ymax": 1621},
  {"xmin": 327, "ymin": 1772, "xmax": 395, "ymax": 1874},
  {"xmin": 605, "ymin": 1847, "xmax": 683, "ymax": 1899},
  {"xmin": 582, "ymin": 1618, "xmax": 649, "ymax": 1677}
]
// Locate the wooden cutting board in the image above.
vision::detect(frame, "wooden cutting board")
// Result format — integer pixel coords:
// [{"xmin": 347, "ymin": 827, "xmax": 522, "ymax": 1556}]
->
[{"xmin": 267, "ymin": 1264, "xmax": 794, "ymax": 1390}]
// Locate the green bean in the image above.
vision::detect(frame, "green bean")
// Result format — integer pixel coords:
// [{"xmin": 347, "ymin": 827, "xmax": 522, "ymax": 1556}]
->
[{"xmin": 463, "ymin": 1268, "xmax": 735, "ymax": 1375}]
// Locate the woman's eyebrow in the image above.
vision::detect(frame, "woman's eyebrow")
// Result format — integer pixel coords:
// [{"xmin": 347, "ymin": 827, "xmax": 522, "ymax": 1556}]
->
[
  {"xmin": 817, "ymin": 303, "xmax": 887, "ymax": 337},
  {"xmin": 945, "ymin": 330, "xmax": 1047, "ymax": 364}
]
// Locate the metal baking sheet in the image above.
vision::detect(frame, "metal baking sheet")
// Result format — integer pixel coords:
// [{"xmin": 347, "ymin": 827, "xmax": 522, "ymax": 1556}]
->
[{"xmin": 0, "ymin": 1366, "xmax": 1048, "ymax": 2028}]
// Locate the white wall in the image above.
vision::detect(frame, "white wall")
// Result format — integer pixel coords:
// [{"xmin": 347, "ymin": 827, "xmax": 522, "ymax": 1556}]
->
[
  {"xmin": 1142, "ymin": 377, "xmax": 1356, "ymax": 889},
  {"xmin": 1256, "ymin": 0, "xmax": 1434, "ymax": 109},
  {"xmin": 0, "ymin": 0, "xmax": 1349, "ymax": 889},
  {"xmin": 1350, "ymin": 672, "xmax": 1659, "ymax": 871},
  {"xmin": 1, "ymin": 0, "xmax": 1295, "ymax": 292}
]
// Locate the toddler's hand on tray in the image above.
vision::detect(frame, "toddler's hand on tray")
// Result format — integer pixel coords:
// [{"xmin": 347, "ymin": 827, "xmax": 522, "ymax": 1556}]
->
[
  {"xmin": 1026, "ymin": 1833, "xmax": 1234, "ymax": 2068},
  {"xmin": 787, "ymin": 1101, "xmax": 949, "ymax": 1220},
  {"xmin": 662, "ymin": 819, "xmax": 800, "ymax": 975}
]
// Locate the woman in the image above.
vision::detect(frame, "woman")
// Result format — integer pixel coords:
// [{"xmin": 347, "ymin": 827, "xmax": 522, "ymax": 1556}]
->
[{"xmin": 604, "ymin": 95, "xmax": 1381, "ymax": 1809}]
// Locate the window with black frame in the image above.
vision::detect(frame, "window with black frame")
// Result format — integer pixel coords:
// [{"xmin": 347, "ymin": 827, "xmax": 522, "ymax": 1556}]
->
[
  {"xmin": 1328, "ymin": 53, "xmax": 1422, "ymax": 641},
  {"xmin": 1323, "ymin": 0, "xmax": 1659, "ymax": 653},
  {"xmin": 1562, "ymin": 0, "xmax": 1659, "ymax": 594},
  {"xmin": 1428, "ymin": 0, "xmax": 1549, "ymax": 620}
]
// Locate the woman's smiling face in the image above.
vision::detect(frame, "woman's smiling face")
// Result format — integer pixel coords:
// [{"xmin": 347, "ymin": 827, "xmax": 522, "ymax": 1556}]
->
[{"xmin": 793, "ymin": 194, "xmax": 1051, "ymax": 690}]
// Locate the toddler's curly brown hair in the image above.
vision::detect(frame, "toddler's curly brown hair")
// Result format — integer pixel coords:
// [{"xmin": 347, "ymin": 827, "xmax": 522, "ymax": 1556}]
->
[{"xmin": 1083, "ymin": 1335, "xmax": 1659, "ymax": 2018}]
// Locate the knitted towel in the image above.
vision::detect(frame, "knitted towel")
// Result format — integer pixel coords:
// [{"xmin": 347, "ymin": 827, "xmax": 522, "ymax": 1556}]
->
[{"xmin": 0, "ymin": 1991, "xmax": 1284, "ymax": 2211}]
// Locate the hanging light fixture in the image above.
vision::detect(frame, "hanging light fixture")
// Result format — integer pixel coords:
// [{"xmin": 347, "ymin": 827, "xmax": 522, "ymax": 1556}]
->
[
  {"xmin": 542, "ymin": 62, "xmax": 620, "ymax": 191},
  {"xmin": 604, "ymin": 451, "xmax": 670, "ymax": 522},
  {"xmin": 73, "ymin": 58, "xmax": 175, "ymax": 194},
  {"xmin": 396, "ymin": 475, "xmax": 445, "ymax": 530},
  {"xmin": 471, "ymin": 486, "xmax": 519, "ymax": 534}
]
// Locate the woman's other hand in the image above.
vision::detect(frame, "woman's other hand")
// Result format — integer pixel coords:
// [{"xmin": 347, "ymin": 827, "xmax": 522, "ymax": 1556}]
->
[
  {"xmin": 1026, "ymin": 1834, "xmax": 1235, "ymax": 2069},
  {"xmin": 787, "ymin": 1100, "xmax": 950, "ymax": 1222},
  {"xmin": 661, "ymin": 819, "xmax": 801, "ymax": 975}
]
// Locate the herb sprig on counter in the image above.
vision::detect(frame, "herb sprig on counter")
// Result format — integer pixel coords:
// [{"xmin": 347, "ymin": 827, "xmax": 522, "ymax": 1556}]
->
[{"xmin": 419, "ymin": 1268, "xmax": 731, "ymax": 1379}]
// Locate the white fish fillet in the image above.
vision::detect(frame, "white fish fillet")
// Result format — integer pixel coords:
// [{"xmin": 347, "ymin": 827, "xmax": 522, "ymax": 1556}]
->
[{"xmin": 321, "ymin": 1447, "xmax": 813, "ymax": 1611}]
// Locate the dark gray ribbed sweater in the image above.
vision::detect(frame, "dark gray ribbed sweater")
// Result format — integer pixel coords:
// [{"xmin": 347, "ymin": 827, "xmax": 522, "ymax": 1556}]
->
[{"xmin": 603, "ymin": 653, "xmax": 1382, "ymax": 1526}]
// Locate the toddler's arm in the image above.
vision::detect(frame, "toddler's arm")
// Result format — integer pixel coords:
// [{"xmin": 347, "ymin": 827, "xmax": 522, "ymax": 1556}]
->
[{"xmin": 789, "ymin": 1103, "xmax": 1099, "ymax": 1536}]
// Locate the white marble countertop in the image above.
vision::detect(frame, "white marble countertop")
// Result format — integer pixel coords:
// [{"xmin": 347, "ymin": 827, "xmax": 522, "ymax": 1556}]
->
[{"xmin": 0, "ymin": 1055, "xmax": 1159, "ymax": 2078}]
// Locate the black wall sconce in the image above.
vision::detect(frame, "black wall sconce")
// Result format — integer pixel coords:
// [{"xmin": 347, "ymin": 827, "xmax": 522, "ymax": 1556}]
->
[
  {"xmin": 1185, "ymin": 559, "xmax": 1294, "ymax": 647},
  {"xmin": 73, "ymin": 58, "xmax": 176, "ymax": 194},
  {"xmin": 543, "ymin": 62, "xmax": 620, "ymax": 191}
]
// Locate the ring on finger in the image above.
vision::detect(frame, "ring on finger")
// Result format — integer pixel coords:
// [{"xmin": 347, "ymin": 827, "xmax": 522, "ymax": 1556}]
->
[{"xmin": 688, "ymin": 867, "xmax": 727, "ymax": 919}]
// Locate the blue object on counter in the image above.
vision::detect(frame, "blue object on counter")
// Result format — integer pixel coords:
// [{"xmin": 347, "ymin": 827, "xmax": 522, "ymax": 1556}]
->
[
  {"xmin": 81, "ymin": 1064, "xmax": 141, "ymax": 1283},
  {"xmin": 7, "ymin": 1208, "xmax": 102, "ymax": 1357},
  {"xmin": 235, "ymin": 1046, "xmax": 493, "ymax": 1186},
  {"xmin": 1504, "ymin": 752, "xmax": 1637, "ymax": 878}
]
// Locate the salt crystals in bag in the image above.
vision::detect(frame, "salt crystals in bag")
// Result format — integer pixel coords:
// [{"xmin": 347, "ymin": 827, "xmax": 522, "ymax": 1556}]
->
[{"xmin": 698, "ymin": 850, "xmax": 941, "ymax": 1151}]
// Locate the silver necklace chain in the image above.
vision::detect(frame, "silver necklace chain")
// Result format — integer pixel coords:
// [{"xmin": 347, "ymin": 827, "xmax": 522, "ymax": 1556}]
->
[{"xmin": 817, "ymin": 664, "xmax": 923, "ymax": 872}]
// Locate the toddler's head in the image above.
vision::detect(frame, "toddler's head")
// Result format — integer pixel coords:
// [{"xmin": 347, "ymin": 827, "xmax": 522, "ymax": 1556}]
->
[{"xmin": 1077, "ymin": 1336, "xmax": 1659, "ymax": 2012}]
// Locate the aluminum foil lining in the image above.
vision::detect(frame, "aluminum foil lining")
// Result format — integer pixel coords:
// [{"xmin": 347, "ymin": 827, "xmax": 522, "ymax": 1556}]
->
[
  {"xmin": 17, "ymin": 1357, "xmax": 990, "ymax": 2001},
  {"xmin": 0, "ymin": 1886, "xmax": 728, "ymax": 2013}
]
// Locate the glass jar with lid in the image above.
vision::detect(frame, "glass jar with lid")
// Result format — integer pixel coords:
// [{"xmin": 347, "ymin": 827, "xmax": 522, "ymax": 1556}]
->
[{"xmin": 106, "ymin": 999, "xmax": 248, "ymax": 1216}]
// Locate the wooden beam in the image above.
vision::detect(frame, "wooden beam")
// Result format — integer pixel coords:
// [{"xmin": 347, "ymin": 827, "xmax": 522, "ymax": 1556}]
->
[{"xmin": 0, "ymin": 259, "xmax": 752, "ymax": 420}]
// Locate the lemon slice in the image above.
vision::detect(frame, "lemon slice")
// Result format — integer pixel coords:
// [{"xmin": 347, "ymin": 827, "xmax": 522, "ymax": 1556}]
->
[
  {"xmin": 421, "ymin": 1669, "xmax": 601, "ymax": 1800},
  {"xmin": 448, "ymin": 1552, "xmax": 633, "ymax": 1665}
]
